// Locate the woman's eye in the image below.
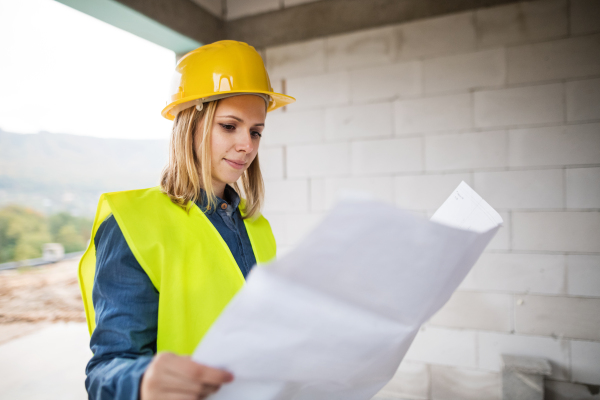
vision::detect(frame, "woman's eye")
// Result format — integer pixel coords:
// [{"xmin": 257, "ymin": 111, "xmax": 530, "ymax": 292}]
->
[
  {"xmin": 251, "ymin": 131, "xmax": 262, "ymax": 138},
  {"xmin": 220, "ymin": 124, "xmax": 235, "ymax": 131}
]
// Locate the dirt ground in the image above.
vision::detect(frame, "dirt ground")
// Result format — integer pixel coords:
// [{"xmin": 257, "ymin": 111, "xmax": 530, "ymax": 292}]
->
[{"xmin": 0, "ymin": 259, "xmax": 85, "ymax": 344}]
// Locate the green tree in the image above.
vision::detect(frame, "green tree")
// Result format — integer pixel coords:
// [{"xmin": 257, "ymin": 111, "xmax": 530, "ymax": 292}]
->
[
  {"xmin": 0, "ymin": 205, "xmax": 51, "ymax": 262},
  {"xmin": 55, "ymin": 224, "xmax": 86, "ymax": 253}
]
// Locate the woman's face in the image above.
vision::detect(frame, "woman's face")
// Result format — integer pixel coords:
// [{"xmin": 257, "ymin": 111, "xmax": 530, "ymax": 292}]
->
[{"xmin": 207, "ymin": 95, "xmax": 266, "ymax": 192}]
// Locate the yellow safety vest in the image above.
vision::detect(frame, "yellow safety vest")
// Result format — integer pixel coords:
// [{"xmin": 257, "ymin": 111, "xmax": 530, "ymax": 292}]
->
[{"xmin": 78, "ymin": 186, "xmax": 276, "ymax": 355}]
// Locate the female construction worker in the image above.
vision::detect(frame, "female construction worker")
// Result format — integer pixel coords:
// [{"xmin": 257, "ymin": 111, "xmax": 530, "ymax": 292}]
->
[{"xmin": 78, "ymin": 40, "xmax": 295, "ymax": 399}]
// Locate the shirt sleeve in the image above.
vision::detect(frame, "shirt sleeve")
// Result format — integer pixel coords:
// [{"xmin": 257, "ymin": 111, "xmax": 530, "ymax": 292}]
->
[{"xmin": 85, "ymin": 215, "xmax": 159, "ymax": 400}]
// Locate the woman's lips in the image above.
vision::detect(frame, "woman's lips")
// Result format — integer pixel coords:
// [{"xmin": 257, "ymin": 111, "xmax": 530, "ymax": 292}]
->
[{"xmin": 224, "ymin": 158, "xmax": 246, "ymax": 170}]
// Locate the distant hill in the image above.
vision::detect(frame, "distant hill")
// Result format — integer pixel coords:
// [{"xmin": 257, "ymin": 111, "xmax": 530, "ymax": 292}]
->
[{"xmin": 0, "ymin": 130, "xmax": 168, "ymax": 216}]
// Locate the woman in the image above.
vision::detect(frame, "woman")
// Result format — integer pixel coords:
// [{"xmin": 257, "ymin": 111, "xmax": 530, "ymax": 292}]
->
[{"xmin": 79, "ymin": 40, "xmax": 295, "ymax": 400}]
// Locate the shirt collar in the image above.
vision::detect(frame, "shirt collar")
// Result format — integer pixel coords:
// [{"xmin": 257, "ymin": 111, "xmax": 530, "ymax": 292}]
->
[{"xmin": 195, "ymin": 185, "xmax": 240, "ymax": 215}]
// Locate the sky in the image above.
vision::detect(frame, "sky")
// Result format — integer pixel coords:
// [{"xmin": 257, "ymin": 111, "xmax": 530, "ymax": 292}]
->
[{"xmin": 0, "ymin": 0, "xmax": 176, "ymax": 140}]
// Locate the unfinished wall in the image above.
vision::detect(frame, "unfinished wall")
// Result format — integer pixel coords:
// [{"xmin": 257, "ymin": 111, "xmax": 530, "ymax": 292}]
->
[{"xmin": 258, "ymin": 0, "xmax": 600, "ymax": 398}]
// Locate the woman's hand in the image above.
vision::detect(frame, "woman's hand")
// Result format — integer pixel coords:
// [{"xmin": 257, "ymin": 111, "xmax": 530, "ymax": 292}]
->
[{"xmin": 140, "ymin": 352, "xmax": 234, "ymax": 400}]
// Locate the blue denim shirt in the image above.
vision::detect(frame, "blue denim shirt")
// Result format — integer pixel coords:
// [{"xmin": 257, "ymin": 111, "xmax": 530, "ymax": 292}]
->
[{"xmin": 85, "ymin": 186, "xmax": 257, "ymax": 400}]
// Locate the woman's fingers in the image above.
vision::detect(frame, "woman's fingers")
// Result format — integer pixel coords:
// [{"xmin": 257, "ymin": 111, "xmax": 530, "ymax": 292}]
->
[{"xmin": 140, "ymin": 352, "xmax": 232, "ymax": 400}]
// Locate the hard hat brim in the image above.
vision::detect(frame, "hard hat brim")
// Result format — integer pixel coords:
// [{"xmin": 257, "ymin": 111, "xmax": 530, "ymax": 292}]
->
[{"xmin": 161, "ymin": 90, "xmax": 296, "ymax": 121}]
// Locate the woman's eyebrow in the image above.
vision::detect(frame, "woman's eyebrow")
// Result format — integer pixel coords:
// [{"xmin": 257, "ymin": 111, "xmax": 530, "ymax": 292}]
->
[{"xmin": 216, "ymin": 114, "xmax": 264, "ymax": 127}]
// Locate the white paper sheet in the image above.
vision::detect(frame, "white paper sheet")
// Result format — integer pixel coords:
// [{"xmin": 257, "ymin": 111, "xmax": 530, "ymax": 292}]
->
[{"xmin": 193, "ymin": 182, "xmax": 502, "ymax": 400}]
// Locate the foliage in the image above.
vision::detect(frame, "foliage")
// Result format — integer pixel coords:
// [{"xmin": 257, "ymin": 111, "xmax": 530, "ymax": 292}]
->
[{"xmin": 0, "ymin": 205, "xmax": 92, "ymax": 263}]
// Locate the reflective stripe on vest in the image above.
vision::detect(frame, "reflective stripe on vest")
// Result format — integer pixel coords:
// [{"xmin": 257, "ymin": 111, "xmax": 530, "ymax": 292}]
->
[{"xmin": 78, "ymin": 186, "xmax": 276, "ymax": 355}]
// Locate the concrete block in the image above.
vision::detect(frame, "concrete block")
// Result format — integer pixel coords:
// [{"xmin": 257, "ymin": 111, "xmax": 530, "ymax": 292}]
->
[
  {"xmin": 325, "ymin": 102, "xmax": 393, "ymax": 141},
  {"xmin": 350, "ymin": 61, "xmax": 422, "ymax": 103},
  {"xmin": 263, "ymin": 179, "xmax": 309, "ymax": 212},
  {"xmin": 326, "ymin": 26, "xmax": 396, "ymax": 71},
  {"xmin": 508, "ymin": 34, "xmax": 600, "ymax": 84},
  {"xmin": 286, "ymin": 142, "xmax": 350, "ymax": 178},
  {"xmin": 394, "ymin": 173, "xmax": 473, "ymax": 211},
  {"xmin": 286, "ymin": 71, "xmax": 349, "ymax": 110},
  {"xmin": 514, "ymin": 295, "xmax": 600, "ymax": 341},
  {"xmin": 395, "ymin": 12, "xmax": 477, "ymax": 60},
  {"xmin": 502, "ymin": 355, "xmax": 551, "ymax": 400},
  {"xmin": 474, "ymin": 169, "xmax": 564, "ymax": 210},
  {"xmin": 266, "ymin": 38, "xmax": 326, "ymax": 79},
  {"xmin": 512, "ymin": 211, "xmax": 600, "ymax": 252},
  {"xmin": 310, "ymin": 176, "xmax": 394, "ymax": 212},
  {"xmin": 475, "ymin": 0, "xmax": 568, "ymax": 48},
  {"xmin": 191, "ymin": 0, "xmax": 222, "ymax": 16},
  {"xmin": 545, "ymin": 380, "xmax": 600, "ymax": 400},
  {"xmin": 474, "ymin": 83, "xmax": 564, "ymax": 128},
  {"xmin": 509, "ymin": 123, "xmax": 600, "ymax": 167},
  {"xmin": 404, "ymin": 326, "xmax": 477, "ymax": 368},
  {"xmin": 226, "ymin": 0, "xmax": 279, "ymax": 19},
  {"xmin": 283, "ymin": 0, "xmax": 319, "ymax": 6},
  {"xmin": 428, "ymin": 291, "xmax": 512, "ymax": 332},
  {"xmin": 487, "ymin": 211, "xmax": 510, "ymax": 251},
  {"xmin": 352, "ymin": 138, "xmax": 423, "ymax": 176},
  {"xmin": 567, "ymin": 167, "xmax": 600, "ymax": 209},
  {"xmin": 460, "ymin": 253, "xmax": 565, "ymax": 295},
  {"xmin": 424, "ymin": 48, "xmax": 506, "ymax": 94},
  {"xmin": 259, "ymin": 147, "xmax": 284, "ymax": 179},
  {"xmin": 263, "ymin": 109, "xmax": 325, "ymax": 146},
  {"xmin": 395, "ymin": 93, "xmax": 472, "ymax": 135},
  {"xmin": 282, "ymin": 212, "xmax": 324, "ymax": 246},
  {"xmin": 567, "ymin": 78, "xmax": 600, "ymax": 122},
  {"xmin": 571, "ymin": 340, "xmax": 600, "ymax": 385},
  {"xmin": 431, "ymin": 365, "xmax": 501, "ymax": 400},
  {"xmin": 425, "ymin": 130, "xmax": 508, "ymax": 171},
  {"xmin": 478, "ymin": 331, "xmax": 570, "ymax": 380},
  {"xmin": 567, "ymin": 255, "xmax": 600, "ymax": 297},
  {"xmin": 571, "ymin": 0, "xmax": 600, "ymax": 35},
  {"xmin": 376, "ymin": 361, "xmax": 429, "ymax": 400}
]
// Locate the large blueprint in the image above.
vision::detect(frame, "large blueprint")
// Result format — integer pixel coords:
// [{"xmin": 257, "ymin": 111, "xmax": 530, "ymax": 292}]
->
[{"xmin": 193, "ymin": 181, "xmax": 503, "ymax": 399}]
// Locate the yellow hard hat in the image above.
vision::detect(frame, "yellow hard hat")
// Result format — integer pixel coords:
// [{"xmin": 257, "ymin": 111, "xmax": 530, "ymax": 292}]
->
[{"xmin": 162, "ymin": 40, "xmax": 295, "ymax": 120}]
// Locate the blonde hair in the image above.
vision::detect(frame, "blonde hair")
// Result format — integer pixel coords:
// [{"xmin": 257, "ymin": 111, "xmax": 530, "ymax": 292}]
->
[{"xmin": 160, "ymin": 100, "xmax": 265, "ymax": 218}]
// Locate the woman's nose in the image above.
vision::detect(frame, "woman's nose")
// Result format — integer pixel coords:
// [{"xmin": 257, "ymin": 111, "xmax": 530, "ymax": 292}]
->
[{"xmin": 236, "ymin": 131, "xmax": 254, "ymax": 153}]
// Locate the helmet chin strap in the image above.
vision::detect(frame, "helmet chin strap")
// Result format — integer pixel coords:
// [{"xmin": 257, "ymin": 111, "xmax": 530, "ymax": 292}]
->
[{"xmin": 196, "ymin": 103, "xmax": 204, "ymax": 112}]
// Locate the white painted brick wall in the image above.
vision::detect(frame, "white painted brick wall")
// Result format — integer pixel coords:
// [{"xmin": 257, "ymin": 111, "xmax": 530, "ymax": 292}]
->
[
  {"xmin": 286, "ymin": 71, "xmax": 349, "ymax": 110},
  {"xmin": 509, "ymin": 123, "xmax": 600, "ymax": 167},
  {"xmin": 396, "ymin": 12, "xmax": 477, "ymax": 60},
  {"xmin": 325, "ymin": 26, "xmax": 396, "ymax": 71},
  {"xmin": 260, "ymin": 0, "xmax": 600, "ymax": 391},
  {"xmin": 570, "ymin": 0, "xmax": 600, "ymax": 35},
  {"xmin": 567, "ymin": 77, "xmax": 600, "ymax": 122},
  {"xmin": 425, "ymin": 130, "xmax": 508, "ymax": 171},
  {"xmin": 286, "ymin": 142, "xmax": 350, "ymax": 177},
  {"xmin": 265, "ymin": 38, "xmax": 326, "ymax": 79},
  {"xmin": 474, "ymin": 169, "xmax": 564, "ymax": 210},
  {"xmin": 310, "ymin": 176, "xmax": 394, "ymax": 212},
  {"xmin": 263, "ymin": 109, "xmax": 325, "ymax": 146},
  {"xmin": 428, "ymin": 291, "xmax": 512, "ymax": 332},
  {"xmin": 430, "ymin": 365, "xmax": 501, "ymax": 400},
  {"xmin": 395, "ymin": 93, "xmax": 473, "ymax": 135},
  {"xmin": 325, "ymin": 102, "xmax": 393, "ymax": 141},
  {"xmin": 474, "ymin": 83, "xmax": 564, "ymax": 128},
  {"xmin": 350, "ymin": 61, "xmax": 422, "ymax": 103},
  {"xmin": 478, "ymin": 331, "xmax": 570, "ymax": 380},
  {"xmin": 394, "ymin": 173, "xmax": 472, "ymax": 211},
  {"xmin": 404, "ymin": 327, "xmax": 477, "ymax": 368},
  {"xmin": 512, "ymin": 211, "xmax": 600, "ymax": 252},
  {"xmin": 424, "ymin": 48, "xmax": 506, "ymax": 94},
  {"xmin": 507, "ymin": 34, "xmax": 600, "ymax": 84},
  {"xmin": 460, "ymin": 253, "xmax": 566, "ymax": 295},
  {"xmin": 474, "ymin": 0, "xmax": 568, "ymax": 47},
  {"xmin": 567, "ymin": 255, "xmax": 600, "ymax": 297},
  {"xmin": 352, "ymin": 138, "xmax": 423, "ymax": 176},
  {"xmin": 514, "ymin": 295, "xmax": 600, "ymax": 341},
  {"xmin": 566, "ymin": 167, "xmax": 600, "ymax": 208},
  {"xmin": 570, "ymin": 340, "xmax": 600, "ymax": 384}
]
